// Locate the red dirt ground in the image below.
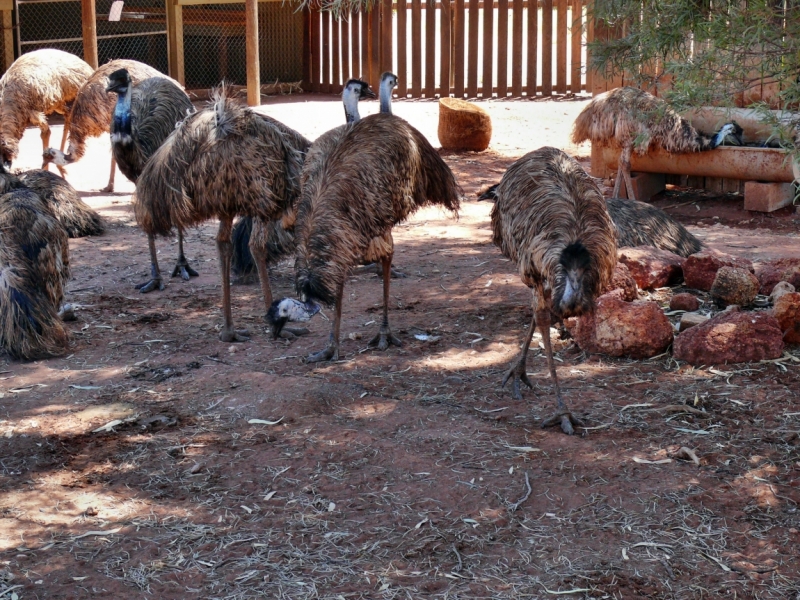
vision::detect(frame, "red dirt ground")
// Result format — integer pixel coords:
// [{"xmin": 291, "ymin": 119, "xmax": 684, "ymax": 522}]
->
[{"xmin": 1, "ymin": 92, "xmax": 799, "ymax": 599}]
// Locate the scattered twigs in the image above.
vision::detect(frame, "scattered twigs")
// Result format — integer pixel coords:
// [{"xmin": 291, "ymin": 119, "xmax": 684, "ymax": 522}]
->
[
  {"xmin": 508, "ymin": 472, "xmax": 532, "ymax": 512},
  {"xmin": 451, "ymin": 545, "xmax": 463, "ymax": 572}
]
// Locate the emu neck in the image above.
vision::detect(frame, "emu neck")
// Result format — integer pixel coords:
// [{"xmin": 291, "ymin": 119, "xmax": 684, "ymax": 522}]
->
[
  {"xmin": 111, "ymin": 86, "xmax": 133, "ymax": 142},
  {"xmin": 343, "ymin": 88, "xmax": 360, "ymax": 123},
  {"xmin": 379, "ymin": 80, "xmax": 393, "ymax": 114}
]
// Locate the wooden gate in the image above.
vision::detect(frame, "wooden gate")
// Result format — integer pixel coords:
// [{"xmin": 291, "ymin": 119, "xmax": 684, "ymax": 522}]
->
[{"xmin": 304, "ymin": 0, "xmax": 591, "ymax": 98}]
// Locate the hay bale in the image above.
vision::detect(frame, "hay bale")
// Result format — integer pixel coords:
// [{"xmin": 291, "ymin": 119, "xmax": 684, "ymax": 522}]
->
[{"xmin": 437, "ymin": 98, "xmax": 492, "ymax": 151}]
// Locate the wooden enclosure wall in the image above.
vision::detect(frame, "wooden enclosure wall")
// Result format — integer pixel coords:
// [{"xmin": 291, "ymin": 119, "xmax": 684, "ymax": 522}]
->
[{"xmin": 304, "ymin": 0, "xmax": 589, "ymax": 99}]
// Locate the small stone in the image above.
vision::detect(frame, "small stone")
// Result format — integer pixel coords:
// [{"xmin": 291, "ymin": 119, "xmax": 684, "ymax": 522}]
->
[
  {"xmin": 772, "ymin": 292, "xmax": 800, "ymax": 344},
  {"xmin": 670, "ymin": 293, "xmax": 701, "ymax": 312},
  {"xmin": 710, "ymin": 266, "xmax": 760, "ymax": 307},
  {"xmin": 684, "ymin": 249, "xmax": 754, "ymax": 291},
  {"xmin": 770, "ymin": 281, "xmax": 796, "ymax": 304},
  {"xmin": 755, "ymin": 258, "xmax": 800, "ymax": 295},
  {"xmin": 679, "ymin": 312, "xmax": 709, "ymax": 332},
  {"xmin": 617, "ymin": 246, "xmax": 685, "ymax": 290}
]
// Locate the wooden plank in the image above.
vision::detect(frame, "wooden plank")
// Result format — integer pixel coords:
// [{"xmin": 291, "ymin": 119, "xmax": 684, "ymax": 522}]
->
[
  {"xmin": 81, "ymin": 0, "xmax": 98, "ymax": 69},
  {"xmin": 411, "ymin": 0, "xmax": 422, "ymax": 97},
  {"xmin": 570, "ymin": 0, "xmax": 581, "ymax": 93},
  {"xmin": 466, "ymin": 0, "xmax": 479, "ymax": 97},
  {"xmin": 340, "ymin": 13, "xmax": 350, "ymax": 83},
  {"xmin": 381, "ymin": 0, "xmax": 393, "ymax": 75},
  {"xmin": 311, "ymin": 9, "xmax": 321, "ymax": 92},
  {"xmin": 1, "ymin": 11, "xmax": 12, "ymax": 72},
  {"xmin": 496, "ymin": 0, "xmax": 508, "ymax": 97},
  {"xmin": 526, "ymin": 0, "xmax": 538, "ymax": 96},
  {"xmin": 397, "ymin": 0, "xmax": 408, "ymax": 96},
  {"xmin": 351, "ymin": 11, "xmax": 360, "ymax": 80},
  {"xmin": 332, "ymin": 13, "xmax": 341, "ymax": 89},
  {"xmin": 482, "ymin": 0, "xmax": 494, "ymax": 98},
  {"xmin": 369, "ymin": 3, "xmax": 381, "ymax": 90},
  {"xmin": 541, "ymin": 0, "xmax": 553, "ymax": 96},
  {"xmin": 440, "ymin": 0, "xmax": 451, "ymax": 97},
  {"xmin": 453, "ymin": 0, "xmax": 465, "ymax": 97},
  {"xmin": 322, "ymin": 11, "xmax": 331, "ymax": 93},
  {"xmin": 555, "ymin": 0, "xmax": 566, "ymax": 93},
  {"xmin": 425, "ymin": 0, "xmax": 436, "ymax": 97},
  {"xmin": 360, "ymin": 6, "xmax": 370, "ymax": 81},
  {"xmin": 301, "ymin": 8, "xmax": 312, "ymax": 90},
  {"xmin": 510, "ymin": 0, "xmax": 523, "ymax": 96},
  {"xmin": 245, "ymin": 0, "xmax": 260, "ymax": 105}
]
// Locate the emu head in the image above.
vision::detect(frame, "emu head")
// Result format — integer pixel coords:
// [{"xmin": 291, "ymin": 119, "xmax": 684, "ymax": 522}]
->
[
  {"xmin": 266, "ymin": 298, "xmax": 321, "ymax": 339},
  {"xmin": 552, "ymin": 242, "xmax": 597, "ymax": 319},
  {"xmin": 106, "ymin": 68, "xmax": 131, "ymax": 95},
  {"xmin": 476, "ymin": 184, "xmax": 500, "ymax": 202},
  {"xmin": 712, "ymin": 121, "xmax": 744, "ymax": 148},
  {"xmin": 343, "ymin": 78, "xmax": 377, "ymax": 101}
]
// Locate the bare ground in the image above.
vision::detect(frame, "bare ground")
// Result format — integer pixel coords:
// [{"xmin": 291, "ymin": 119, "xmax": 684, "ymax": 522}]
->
[{"xmin": 1, "ymin": 93, "xmax": 800, "ymax": 599}]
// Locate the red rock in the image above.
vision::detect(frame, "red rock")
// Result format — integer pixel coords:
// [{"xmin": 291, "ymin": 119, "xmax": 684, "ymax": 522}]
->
[
  {"xmin": 770, "ymin": 281, "xmax": 796, "ymax": 304},
  {"xmin": 617, "ymin": 246, "xmax": 685, "ymax": 291},
  {"xmin": 673, "ymin": 308, "xmax": 784, "ymax": 365},
  {"xmin": 772, "ymin": 292, "xmax": 800, "ymax": 344},
  {"xmin": 709, "ymin": 266, "xmax": 760, "ymax": 307},
  {"xmin": 603, "ymin": 262, "xmax": 639, "ymax": 301},
  {"xmin": 572, "ymin": 294, "xmax": 674, "ymax": 359},
  {"xmin": 670, "ymin": 293, "xmax": 701, "ymax": 312},
  {"xmin": 754, "ymin": 258, "xmax": 800, "ymax": 295},
  {"xmin": 684, "ymin": 249, "xmax": 754, "ymax": 292}
]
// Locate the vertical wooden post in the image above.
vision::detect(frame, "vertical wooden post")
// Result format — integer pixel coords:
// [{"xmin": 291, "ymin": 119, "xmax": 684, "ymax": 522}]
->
[
  {"xmin": 81, "ymin": 0, "xmax": 98, "ymax": 69},
  {"xmin": 1, "ymin": 10, "xmax": 13, "ymax": 72},
  {"xmin": 246, "ymin": 0, "xmax": 260, "ymax": 106},
  {"xmin": 302, "ymin": 7, "xmax": 312, "ymax": 90},
  {"xmin": 166, "ymin": 0, "xmax": 185, "ymax": 86}
]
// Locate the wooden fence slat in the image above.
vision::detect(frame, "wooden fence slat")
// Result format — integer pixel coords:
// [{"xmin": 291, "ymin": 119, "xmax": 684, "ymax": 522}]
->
[
  {"xmin": 370, "ymin": 4, "xmax": 381, "ymax": 89},
  {"xmin": 332, "ymin": 14, "xmax": 341, "ymax": 89},
  {"xmin": 341, "ymin": 14, "xmax": 350, "ymax": 83},
  {"xmin": 412, "ymin": 0, "xmax": 422, "ymax": 96},
  {"xmin": 440, "ymin": 0, "xmax": 451, "ymax": 97},
  {"xmin": 585, "ymin": 2, "xmax": 594, "ymax": 93},
  {"xmin": 467, "ymin": 0, "xmax": 479, "ymax": 97},
  {"xmin": 302, "ymin": 8, "xmax": 312, "ymax": 90},
  {"xmin": 482, "ymin": 0, "xmax": 494, "ymax": 98},
  {"xmin": 425, "ymin": 0, "xmax": 436, "ymax": 97},
  {"xmin": 381, "ymin": 0, "xmax": 393, "ymax": 74},
  {"xmin": 311, "ymin": 11, "xmax": 321, "ymax": 93},
  {"xmin": 453, "ymin": 0, "xmax": 465, "ymax": 97},
  {"xmin": 511, "ymin": 0, "xmax": 523, "ymax": 96},
  {"xmin": 497, "ymin": 0, "xmax": 508, "ymax": 97},
  {"xmin": 570, "ymin": 0, "xmax": 581, "ymax": 93},
  {"xmin": 541, "ymin": 0, "xmax": 553, "ymax": 96},
  {"xmin": 360, "ymin": 6, "xmax": 369, "ymax": 81},
  {"xmin": 351, "ymin": 11, "xmax": 360, "ymax": 80},
  {"xmin": 321, "ymin": 11, "xmax": 331, "ymax": 93},
  {"xmin": 526, "ymin": 0, "xmax": 538, "ymax": 96},
  {"xmin": 556, "ymin": 0, "xmax": 567, "ymax": 93},
  {"xmin": 398, "ymin": 0, "xmax": 408, "ymax": 96}
]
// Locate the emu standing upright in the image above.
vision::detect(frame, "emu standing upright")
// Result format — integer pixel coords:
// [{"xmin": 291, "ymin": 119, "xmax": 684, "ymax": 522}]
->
[
  {"xmin": 106, "ymin": 68, "xmax": 196, "ymax": 292},
  {"xmin": 571, "ymin": 87, "xmax": 742, "ymax": 201},
  {"xmin": 485, "ymin": 147, "xmax": 617, "ymax": 435}
]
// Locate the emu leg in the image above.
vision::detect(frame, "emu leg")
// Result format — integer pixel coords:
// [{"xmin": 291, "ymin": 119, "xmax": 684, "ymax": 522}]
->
[
  {"xmin": 137, "ymin": 233, "xmax": 165, "ymax": 293},
  {"xmin": 101, "ymin": 155, "xmax": 116, "ymax": 193},
  {"xmin": 620, "ymin": 144, "xmax": 636, "ymax": 202},
  {"xmin": 537, "ymin": 308, "xmax": 586, "ymax": 435},
  {"xmin": 501, "ymin": 294, "xmax": 536, "ymax": 400},
  {"xmin": 58, "ymin": 112, "xmax": 70, "ymax": 179},
  {"xmin": 368, "ymin": 255, "xmax": 403, "ymax": 351},
  {"xmin": 171, "ymin": 228, "xmax": 199, "ymax": 280},
  {"xmin": 217, "ymin": 218, "xmax": 249, "ymax": 343},
  {"xmin": 306, "ymin": 280, "xmax": 344, "ymax": 363},
  {"xmin": 38, "ymin": 116, "xmax": 54, "ymax": 173},
  {"xmin": 611, "ymin": 162, "xmax": 624, "ymax": 199}
]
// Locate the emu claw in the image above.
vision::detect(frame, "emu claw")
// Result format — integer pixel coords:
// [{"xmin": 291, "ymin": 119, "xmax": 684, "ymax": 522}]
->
[
  {"xmin": 368, "ymin": 328, "xmax": 402, "ymax": 351},
  {"xmin": 540, "ymin": 412, "xmax": 586, "ymax": 436},
  {"xmin": 171, "ymin": 261, "xmax": 199, "ymax": 280},
  {"xmin": 219, "ymin": 328, "xmax": 250, "ymax": 343},
  {"xmin": 137, "ymin": 278, "xmax": 164, "ymax": 293},
  {"xmin": 501, "ymin": 364, "xmax": 533, "ymax": 400},
  {"xmin": 100, "ymin": 183, "xmax": 114, "ymax": 193},
  {"xmin": 305, "ymin": 344, "xmax": 338, "ymax": 363}
]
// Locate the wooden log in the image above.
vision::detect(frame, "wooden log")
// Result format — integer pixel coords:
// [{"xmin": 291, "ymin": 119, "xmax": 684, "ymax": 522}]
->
[
  {"xmin": 438, "ymin": 97, "xmax": 492, "ymax": 151},
  {"xmin": 82, "ymin": 0, "xmax": 98, "ymax": 69},
  {"xmin": 246, "ymin": 0, "xmax": 260, "ymax": 106}
]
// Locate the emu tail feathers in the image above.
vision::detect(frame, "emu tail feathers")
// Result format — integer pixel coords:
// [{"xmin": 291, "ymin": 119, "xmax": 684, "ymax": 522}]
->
[{"xmin": 232, "ymin": 216, "xmax": 255, "ymax": 277}]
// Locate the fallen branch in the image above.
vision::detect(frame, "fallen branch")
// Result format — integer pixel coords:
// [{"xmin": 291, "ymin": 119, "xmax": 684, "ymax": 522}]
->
[{"xmin": 508, "ymin": 472, "xmax": 532, "ymax": 512}]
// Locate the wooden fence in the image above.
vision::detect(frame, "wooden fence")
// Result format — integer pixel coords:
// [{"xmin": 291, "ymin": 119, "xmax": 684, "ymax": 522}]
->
[{"xmin": 304, "ymin": 0, "xmax": 591, "ymax": 98}]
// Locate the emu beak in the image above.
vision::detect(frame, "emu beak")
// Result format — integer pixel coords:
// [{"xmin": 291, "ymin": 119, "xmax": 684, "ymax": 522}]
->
[
  {"xmin": 363, "ymin": 87, "xmax": 377, "ymax": 99},
  {"xmin": 271, "ymin": 316, "xmax": 288, "ymax": 339}
]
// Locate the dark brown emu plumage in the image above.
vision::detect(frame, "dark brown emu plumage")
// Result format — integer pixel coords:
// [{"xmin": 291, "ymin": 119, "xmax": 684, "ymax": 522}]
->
[
  {"xmin": 107, "ymin": 69, "xmax": 196, "ymax": 292},
  {"xmin": 0, "ymin": 169, "xmax": 70, "ymax": 360},
  {"xmin": 605, "ymin": 197, "xmax": 702, "ymax": 257},
  {"xmin": 280, "ymin": 111, "xmax": 460, "ymax": 362},
  {"xmin": 134, "ymin": 86, "xmax": 310, "ymax": 342},
  {"xmin": 486, "ymin": 147, "xmax": 617, "ymax": 435},
  {"xmin": 571, "ymin": 87, "xmax": 742, "ymax": 201}
]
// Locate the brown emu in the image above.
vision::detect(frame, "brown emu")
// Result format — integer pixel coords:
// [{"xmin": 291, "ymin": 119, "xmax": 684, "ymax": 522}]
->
[
  {"xmin": 106, "ymin": 68, "xmax": 196, "ymax": 292},
  {"xmin": 483, "ymin": 147, "xmax": 617, "ymax": 435},
  {"xmin": 134, "ymin": 85, "xmax": 311, "ymax": 342},
  {"xmin": 268, "ymin": 72, "xmax": 461, "ymax": 362},
  {"xmin": 571, "ymin": 87, "xmax": 742, "ymax": 201},
  {"xmin": 0, "ymin": 49, "xmax": 93, "ymax": 174},
  {"xmin": 0, "ymin": 167, "xmax": 70, "ymax": 360},
  {"xmin": 43, "ymin": 59, "xmax": 182, "ymax": 192}
]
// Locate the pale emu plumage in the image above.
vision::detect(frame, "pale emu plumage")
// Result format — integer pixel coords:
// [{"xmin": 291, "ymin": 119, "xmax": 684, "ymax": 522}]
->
[
  {"xmin": 0, "ymin": 49, "xmax": 93, "ymax": 175},
  {"xmin": 268, "ymin": 72, "xmax": 461, "ymax": 362},
  {"xmin": 43, "ymin": 59, "xmax": 183, "ymax": 192},
  {"xmin": 106, "ymin": 68, "xmax": 196, "ymax": 292},
  {"xmin": 571, "ymin": 87, "xmax": 743, "ymax": 201},
  {"xmin": 134, "ymin": 85, "xmax": 310, "ymax": 342},
  {"xmin": 0, "ymin": 167, "xmax": 70, "ymax": 360},
  {"xmin": 482, "ymin": 147, "xmax": 617, "ymax": 435}
]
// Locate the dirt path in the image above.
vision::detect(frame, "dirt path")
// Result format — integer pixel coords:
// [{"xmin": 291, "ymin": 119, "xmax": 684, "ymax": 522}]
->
[{"xmin": 1, "ymin": 93, "xmax": 799, "ymax": 599}]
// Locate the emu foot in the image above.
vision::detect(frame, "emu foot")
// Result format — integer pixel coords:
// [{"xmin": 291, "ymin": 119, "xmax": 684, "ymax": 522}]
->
[
  {"xmin": 540, "ymin": 411, "xmax": 586, "ymax": 436},
  {"xmin": 219, "ymin": 328, "xmax": 250, "ymax": 343},
  {"xmin": 100, "ymin": 183, "xmax": 113, "ymax": 193},
  {"xmin": 277, "ymin": 326, "xmax": 311, "ymax": 341},
  {"xmin": 368, "ymin": 326, "xmax": 402, "ymax": 351},
  {"xmin": 137, "ymin": 278, "xmax": 164, "ymax": 293},
  {"xmin": 171, "ymin": 258, "xmax": 199, "ymax": 280},
  {"xmin": 501, "ymin": 358, "xmax": 533, "ymax": 400},
  {"xmin": 305, "ymin": 341, "xmax": 339, "ymax": 363}
]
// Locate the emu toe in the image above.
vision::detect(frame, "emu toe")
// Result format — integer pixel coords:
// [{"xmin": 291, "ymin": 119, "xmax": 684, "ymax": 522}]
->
[
  {"xmin": 368, "ymin": 326, "xmax": 402, "ymax": 351},
  {"xmin": 540, "ymin": 412, "xmax": 586, "ymax": 436},
  {"xmin": 501, "ymin": 361, "xmax": 533, "ymax": 400},
  {"xmin": 100, "ymin": 183, "xmax": 114, "ymax": 193},
  {"xmin": 305, "ymin": 337, "xmax": 339, "ymax": 363},
  {"xmin": 277, "ymin": 326, "xmax": 311, "ymax": 341},
  {"xmin": 220, "ymin": 328, "xmax": 250, "ymax": 343},
  {"xmin": 138, "ymin": 278, "xmax": 164, "ymax": 293},
  {"xmin": 171, "ymin": 259, "xmax": 199, "ymax": 280}
]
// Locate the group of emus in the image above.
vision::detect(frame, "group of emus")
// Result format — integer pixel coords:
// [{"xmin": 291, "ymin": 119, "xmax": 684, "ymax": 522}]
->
[{"xmin": 0, "ymin": 49, "xmax": 744, "ymax": 434}]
